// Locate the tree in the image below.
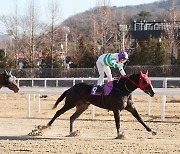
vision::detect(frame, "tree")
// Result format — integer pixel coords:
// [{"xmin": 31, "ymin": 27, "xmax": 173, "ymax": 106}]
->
[
  {"xmin": 0, "ymin": 0, "xmax": 21, "ymax": 68},
  {"xmin": 136, "ymin": 11, "xmax": 152, "ymax": 22},
  {"xmin": 0, "ymin": 48, "xmax": 16, "ymax": 68},
  {"xmin": 47, "ymin": 0, "xmax": 61, "ymax": 70},
  {"xmin": 129, "ymin": 43, "xmax": 142, "ymax": 65},
  {"xmin": 118, "ymin": 8, "xmax": 131, "ymax": 52},
  {"xmin": 164, "ymin": 0, "xmax": 179, "ymax": 64},
  {"xmin": 0, "ymin": 49, "xmax": 5, "ymax": 59},
  {"xmin": 68, "ymin": 16, "xmax": 83, "ymax": 65},
  {"xmin": 155, "ymin": 41, "xmax": 168, "ymax": 65},
  {"xmin": 72, "ymin": 35, "xmax": 96, "ymax": 68},
  {"xmin": 17, "ymin": 0, "xmax": 41, "ymax": 68},
  {"xmin": 129, "ymin": 38, "xmax": 169, "ymax": 65},
  {"xmin": 91, "ymin": 0, "xmax": 117, "ymax": 54}
]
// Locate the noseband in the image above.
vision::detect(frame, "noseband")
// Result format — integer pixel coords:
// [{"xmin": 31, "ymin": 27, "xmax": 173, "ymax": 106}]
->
[{"xmin": 124, "ymin": 73, "xmax": 151, "ymax": 92}]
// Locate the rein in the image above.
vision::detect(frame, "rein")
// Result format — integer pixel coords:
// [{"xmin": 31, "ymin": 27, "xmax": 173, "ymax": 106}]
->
[
  {"xmin": 106, "ymin": 72, "xmax": 151, "ymax": 94},
  {"xmin": 104, "ymin": 76, "xmax": 139, "ymax": 93},
  {"xmin": 123, "ymin": 76, "xmax": 140, "ymax": 92}
]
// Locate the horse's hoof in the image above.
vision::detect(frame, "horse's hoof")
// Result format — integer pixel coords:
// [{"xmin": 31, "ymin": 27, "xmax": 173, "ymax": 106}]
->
[
  {"xmin": 152, "ymin": 130, "xmax": 157, "ymax": 136},
  {"xmin": 66, "ymin": 130, "xmax": 80, "ymax": 137},
  {"xmin": 28, "ymin": 125, "xmax": 49, "ymax": 136},
  {"xmin": 37, "ymin": 124, "xmax": 49, "ymax": 130},
  {"xmin": 115, "ymin": 132, "xmax": 126, "ymax": 139},
  {"xmin": 28, "ymin": 129, "xmax": 43, "ymax": 136}
]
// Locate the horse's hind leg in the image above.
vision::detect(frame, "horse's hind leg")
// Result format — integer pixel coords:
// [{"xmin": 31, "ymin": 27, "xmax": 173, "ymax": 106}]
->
[
  {"xmin": 47, "ymin": 104, "xmax": 74, "ymax": 127},
  {"xmin": 70, "ymin": 104, "xmax": 89, "ymax": 133},
  {"xmin": 113, "ymin": 110, "xmax": 125, "ymax": 139}
]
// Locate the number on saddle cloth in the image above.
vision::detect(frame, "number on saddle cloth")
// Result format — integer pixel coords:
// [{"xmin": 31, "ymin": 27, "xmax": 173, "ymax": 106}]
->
[{"xmin": 91, "ymin": 81, "xmax": 113, "ymax": 96}]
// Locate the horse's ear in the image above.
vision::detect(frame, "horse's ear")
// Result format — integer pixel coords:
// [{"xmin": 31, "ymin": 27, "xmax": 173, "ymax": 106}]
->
[
  {"xmin": 146, "ymin": 70, "xmax": 149, "ymax": 76},
  {"xmin": 9, "ymin": 70, "xmax": 12, "ymax": 76},
  {"xmin": 140, "ymin": 71, "xmax": 143, "ymax": 76},
  {"xmin": 4, "ymin": 70, "xmax": 8, "ymax": 75}
]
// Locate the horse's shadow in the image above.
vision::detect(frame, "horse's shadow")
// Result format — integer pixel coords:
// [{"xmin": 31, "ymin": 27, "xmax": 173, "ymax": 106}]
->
[
  {"xmin": 0, "ymin": 135, "xmax": 64, "ymax": 141},
  {"xmin": 145, "ymin": 115, "xmax": 180, "ymax": 123},
  {"xmin": 0, "ymin": 135, "xmax": 124, "ymax": 141}
]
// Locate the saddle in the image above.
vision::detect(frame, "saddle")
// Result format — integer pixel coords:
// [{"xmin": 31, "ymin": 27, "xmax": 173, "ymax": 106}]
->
[{"xmin": 91, "ymin": 81, "xmax": 113, "ymax": 96}]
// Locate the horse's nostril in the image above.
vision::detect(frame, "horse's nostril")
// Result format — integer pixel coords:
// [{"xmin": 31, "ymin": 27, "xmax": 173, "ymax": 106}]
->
[{"xmin": 151, "ymin": 93, "xmax": 155, "ymax": 97}]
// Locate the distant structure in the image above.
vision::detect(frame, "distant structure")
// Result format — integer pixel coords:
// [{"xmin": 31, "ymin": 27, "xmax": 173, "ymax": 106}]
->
[
  {"xmin": 118, "ymin": 20, "xmax": 180, "ymax": 63},
  {"xmin": 130, "ymin": 20, "xmax": 180, "ymax": 40}
]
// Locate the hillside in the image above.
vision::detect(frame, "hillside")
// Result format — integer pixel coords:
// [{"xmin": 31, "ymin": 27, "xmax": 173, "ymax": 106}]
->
[{"xmin": 62, "ymin": 0, "xmax": 180, "ymax": 33}]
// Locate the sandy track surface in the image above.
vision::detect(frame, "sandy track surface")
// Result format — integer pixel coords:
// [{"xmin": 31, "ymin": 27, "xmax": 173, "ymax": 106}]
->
[{"xmin": 0, "ymin": 92, "xmax": 179, "ymax": 154}]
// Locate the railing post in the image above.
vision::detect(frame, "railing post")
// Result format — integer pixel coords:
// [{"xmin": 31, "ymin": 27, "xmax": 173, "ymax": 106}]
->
[
  {"xmin": 45, "ymin": 79, "xmax": 47, "ymax": 88},
  {"xmin": 38, "ymin": 94, "xmax": 41, "ymax": 113},
  {"xmin": 161, "ymin": 95, "xmax": 166, "ymax": 121},
  {"xmin": 32, "ymin": 80, "xmax": 34, "ymax": 87},
  {"xmin": 73, "ymin": 78, "xmax": 75, "ymax": 86},
  {"xmin": 91, "ymin": 105, "xmax": 95, "ymax": 120},
  {"xmin": 27, "ymin": 94, "xmax": 31, "ymax": 118},
  {"xmin": 163, "ymin": 78, "xmax": 167, "ymax": 88},
  {"xmin": 17, "ymin": 79, "xmax": 20, "ymax": 87},
  {"xmin": 148, "ymin": 96, "xmax": 151, "ymax": 116},
  {"xmin": 56, "ymin": 80, "xmax": 58, "ymax": 87}
]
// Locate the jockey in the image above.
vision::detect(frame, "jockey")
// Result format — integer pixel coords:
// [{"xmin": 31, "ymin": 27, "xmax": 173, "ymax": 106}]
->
[{"xmin": 96, "ymin": 51, "xmax": 129, "ymax": 92}]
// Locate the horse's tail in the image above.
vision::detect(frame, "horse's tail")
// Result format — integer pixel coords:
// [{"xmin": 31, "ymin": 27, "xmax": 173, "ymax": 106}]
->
[{"xmin": 52, "ymin": 89, "xmax": 69, "ymax": 109}]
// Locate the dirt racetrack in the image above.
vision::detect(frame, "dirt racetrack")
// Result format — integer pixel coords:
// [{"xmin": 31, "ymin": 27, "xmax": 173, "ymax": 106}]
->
[{"xmin": 0, "ymin": 91, "xmax": 179, "ymax": 154}]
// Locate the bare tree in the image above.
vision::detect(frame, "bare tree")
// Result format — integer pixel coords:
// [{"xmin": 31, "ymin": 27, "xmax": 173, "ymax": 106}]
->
[
  {"xmin": 29, "ymin": 0, "xmax": 35, "ymax": 68},
  {"xmin": 90, "ymin": 0, "xmax": 120, "ymax": 55},
  {"xmin": 118, "ymin": 8, "xmax": 132, "ymax": 53},
  {"xmin": 164, "ymin": 0, "xmax": 179, "ymax": 64},
  {"xmin": 47, "ymin": 0, "xmax": 61, "ymax": 70},
  {"xmin": 0, "ymin": 0, "xmax": 21, "ymax": 67},
  {"xmin": 68, "ymin": 16, "xmax": 82, "ymax": 65},
  {"xmin": 14, "ymin": 0, "xmax": 40, "ymax": 68},
  {"xmin": 97, "ymin": 0, "xmax": 112, "ymax": 52},
  {"xmin": 90, "ymin": 10, "xmax": 99, "ymax": 55},
  {"xmin": 12, "ymin": 0, "xmax": 20, "ymax": 67}
]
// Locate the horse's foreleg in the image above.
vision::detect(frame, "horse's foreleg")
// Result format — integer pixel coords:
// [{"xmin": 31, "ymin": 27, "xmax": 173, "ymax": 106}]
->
[
  {"xmin": 113, "ymin": 110, "xmax": 120, "ymax": 137},
  {"xmin": 125, "ymin": 101, "xmax": 153, "ymax": 133},
  {"xmin": 70, "ymin": 105, "xmax": 88, "ymax": 133}
]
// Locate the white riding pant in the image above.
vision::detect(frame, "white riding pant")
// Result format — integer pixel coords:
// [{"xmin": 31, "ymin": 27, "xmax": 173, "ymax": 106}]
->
[{"xmin": 96, "ymin": 60, "xmax": 113, "ymax": 86}]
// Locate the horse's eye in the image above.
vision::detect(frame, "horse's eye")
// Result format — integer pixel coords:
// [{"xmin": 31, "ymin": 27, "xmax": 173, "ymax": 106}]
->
[{"xmin": 143, "ymin": 80, "xmax": 148, "ymax": 85}]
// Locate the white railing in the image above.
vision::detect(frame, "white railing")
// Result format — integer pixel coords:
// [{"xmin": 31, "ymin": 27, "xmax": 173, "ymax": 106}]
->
[
  {"xmin": 2, "ymin": 77, "xmax": 180, "ymax": 121},
  {"xmin": 16, "ymin": 77, "xmax": 180, "ymax": 88},
  {"xmin": 150, "ymin": 77, "xmax": 180, "ymax": 88},
  {"xmin": 0, "ymin": 87, "xmax": 180, "ymax": 121}
]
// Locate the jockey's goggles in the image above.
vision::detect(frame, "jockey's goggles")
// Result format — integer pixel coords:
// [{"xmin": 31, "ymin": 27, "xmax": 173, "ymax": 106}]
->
[{"xmin": 119, "ymin": 58, "xmax": 128, "ymax": 63}]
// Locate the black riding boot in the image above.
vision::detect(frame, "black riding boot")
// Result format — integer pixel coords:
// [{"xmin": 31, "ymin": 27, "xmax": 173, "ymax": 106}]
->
[{"xmin": 96, "ymin": 85, "xmax": 103, "ymax": 93}]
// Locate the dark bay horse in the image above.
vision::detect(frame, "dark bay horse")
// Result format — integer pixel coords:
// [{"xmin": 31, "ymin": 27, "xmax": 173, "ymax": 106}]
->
[
  {"xmin": 33, "ymin": 71, "xmax": 156, "ymax": 138},
  {"xmin": 0, "ymin": 70, "xmax": 19, "ymax": 93}
]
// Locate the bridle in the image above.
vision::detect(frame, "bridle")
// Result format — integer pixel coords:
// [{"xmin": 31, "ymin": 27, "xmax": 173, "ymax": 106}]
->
[
  {"xmin": 123, "ymin": 72, "xmax": 151, "ymax": 92},
  {"xmin": 124, "ymin": 76, "xmax": 139, "ymax": 92},
  {"xmin": 104, "ymin": 71, "xmax": 152, "ymax": 95}
]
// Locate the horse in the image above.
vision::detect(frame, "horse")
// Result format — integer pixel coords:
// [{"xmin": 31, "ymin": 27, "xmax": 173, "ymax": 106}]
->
[
  {"xmin": 0, "ymin": 70, "xmax": 19, "ymax": 93},
  {"xmin": 30, "ymin": 71, "xmax": 157, "ymax": 138}
]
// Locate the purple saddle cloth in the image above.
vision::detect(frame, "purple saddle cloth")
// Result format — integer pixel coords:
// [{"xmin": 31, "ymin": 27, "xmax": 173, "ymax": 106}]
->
[{"xmin": 91, "ymin": 81, "xmax": 113, "ymax": 96}]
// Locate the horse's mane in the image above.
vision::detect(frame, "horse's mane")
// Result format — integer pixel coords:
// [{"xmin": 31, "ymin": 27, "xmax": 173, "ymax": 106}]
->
[{"xmin": 113, "ymin": 73, "xmax": 140, "ymax": 92}]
